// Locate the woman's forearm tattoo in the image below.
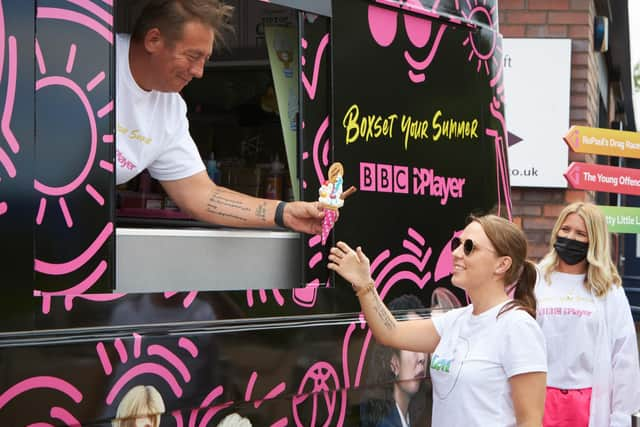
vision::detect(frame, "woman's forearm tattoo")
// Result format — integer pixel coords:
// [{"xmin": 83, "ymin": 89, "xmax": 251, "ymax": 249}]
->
[
  {"xmin": 373, "ymin": 295, "xmax": 396, "ymax": 331},
  {"xmin": 207, "ymin": 190, "xmax": 250, "ymax": 222}
]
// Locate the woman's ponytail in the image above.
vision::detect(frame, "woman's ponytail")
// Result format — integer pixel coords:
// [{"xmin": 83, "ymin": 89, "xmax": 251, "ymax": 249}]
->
[{"xmin": 500, "ymin": 259, "xmax": 538, "ymax": 318}]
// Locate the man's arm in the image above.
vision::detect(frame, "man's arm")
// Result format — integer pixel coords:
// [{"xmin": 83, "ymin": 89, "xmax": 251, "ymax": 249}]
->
[{"xmin": 160, "ymin": 171, "xmax": 324, "ymax": 234}]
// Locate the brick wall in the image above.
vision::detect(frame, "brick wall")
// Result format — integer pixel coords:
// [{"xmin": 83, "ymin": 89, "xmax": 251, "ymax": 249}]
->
[{"xmin": 499, "ymin": 0, "xmax": 597, "ymax": 259}]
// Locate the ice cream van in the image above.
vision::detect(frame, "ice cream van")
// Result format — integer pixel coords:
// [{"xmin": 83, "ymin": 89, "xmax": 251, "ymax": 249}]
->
[{"xmin": 0, "ymin": 0, "xmax": 510, "ymax": 425}]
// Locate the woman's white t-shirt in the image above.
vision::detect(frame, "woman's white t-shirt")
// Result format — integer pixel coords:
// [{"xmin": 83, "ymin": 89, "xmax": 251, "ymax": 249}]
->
[
  {"xmin": 430, "ymin": 301, "xmax": 547, "ymax": 427},
  {"xmin": 115, "ymin": 33, "xmax": 205, "ymax": 185},
  {"xmin": 535, "ymin": 271, "xmax": 598, "ymax": 389}
]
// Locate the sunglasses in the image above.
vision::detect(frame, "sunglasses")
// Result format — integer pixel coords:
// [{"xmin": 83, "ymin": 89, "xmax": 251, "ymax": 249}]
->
[{"xmin": 451, "ymin": 237, "xmax": 496, "ymax": 256}]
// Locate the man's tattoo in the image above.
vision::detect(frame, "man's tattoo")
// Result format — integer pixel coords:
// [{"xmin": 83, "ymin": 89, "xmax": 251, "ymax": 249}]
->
[
  {"xmin": 207, "ymin": 190, "xmax": 250, "ymax": 222},
  {"xmin": 255, "ymin": 202, "xmax": 267, "ymax": 222}
]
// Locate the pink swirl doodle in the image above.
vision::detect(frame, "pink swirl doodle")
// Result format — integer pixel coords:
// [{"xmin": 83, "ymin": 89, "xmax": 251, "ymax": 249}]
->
[
  {"xmin": 147, "ymin": 344, "xmax": 191, "ymax": 382},
  {"xmin": 37, "ymin": 8, "xmax": 113, "ymax": 44},
  {"xmin": 35, "ymin": 38, "xmax": 46, "ymax": 74},
  {"xmin": 133, "ymin": 333, "xmax": 141, "ymax": 357},
  {"xmin": 246, "ymin": 289, "xmax": 285, "ymax": 307},
  {"xmin": 106, "ymin": 363, "xmax": 183, "ymax": 404},
  {"xmin": 403, "ymin": 24, "xmax": 447, "ymax": 83},
  {"xmin": 312, "ymin": 117, "xmax": 330, "ymax": 184},
  {"xmin": 0, "ymin": 0, "xmax": 5, "ymax": 82},
  {"xmin": 96, "ymin": 341, "xmax": 112, "ymax": 375},
  {"xmin": 0, "ymin": 376, "xmax": 83, "ymax": 410},
  {"xmin": 308, "ymin": 251, "xmax": 323, "ymax": 269},
  {"xmin": 375, "ymin": 249, "xmax": 432, "ymax": 285},
  {"xmin": 114, "ymin": 338, "xmax": 128, "ymax": 363},
  {"xmin": 179, "ymin": 337, "xmax": 199, "ymax": 358},
  {"xmin": 34, "ymin": 222, "xmax": 112, "ymax": 275},
  {"xmin": 50, "ymin": 406, "xmax": 80, "ymax": 426},
  {"xmin": 58, "ymin": 197, "xmax": 73, "ymax": 227},
  {"xmin": 62, "ymin": 292, "xmax": 124, "ymax": 312},
  {"xmin": 164, "ymin": 291, "xmax": 199, "ymax": 308},
  {"xmin": 37, "ymin": 258, "xmax": 109, "ymax": 310},
  {"xmin": 86, "ymin": 183, "xmax": 104, "ymax": 205},
  {"xmin": 66, "ymin": 0, "xmax": 113, "ymax": 26},
  {"xmin": 65, "ymin": 44, "xmax": 76, "ymax": 73},
  {"xmin": 35, "ymin": 290, "xmax": 124, "ymax": 315},
  {"xmin": 301, "ymin": 34, "xmax": 329, "ymax": 100},
  {"xmin": 487, "ymin": 98, "xmax": 512, "ymax": 219},
  {"xmin": 244, "ymin": 371, "xmax": 286, "ymax": 409},
  {"xmin": 1, "ymin": 35, "xmax": 19, "ymax": 159},
  {"xmin": 187, "ymin": 385, "xmax": 228, "ymax": 427},
  {"xmin": 86, "ymin": 71, "xmax": 106, "ymax": 91}
]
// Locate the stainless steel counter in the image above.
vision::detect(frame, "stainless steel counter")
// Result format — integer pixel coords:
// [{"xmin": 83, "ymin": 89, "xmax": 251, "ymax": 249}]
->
[{"xmin": 116, "ymin": 228, "xmax": 301, "ymax": 292}]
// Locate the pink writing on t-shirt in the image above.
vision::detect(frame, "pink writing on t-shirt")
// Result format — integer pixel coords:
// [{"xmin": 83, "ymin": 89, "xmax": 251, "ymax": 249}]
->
[{"xmin": 116, "ymin": 149, "xmax": 136, "ymax": 171}]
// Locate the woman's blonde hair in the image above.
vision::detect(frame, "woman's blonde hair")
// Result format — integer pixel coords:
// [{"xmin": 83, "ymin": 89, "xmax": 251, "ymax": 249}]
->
[
  {"xmin": 540, "ymin": 202, "xmax": 621, "ymax": 296},
  {"xmin": 112, "ymin": 385, "xmax": 165, "ymax": 427}
]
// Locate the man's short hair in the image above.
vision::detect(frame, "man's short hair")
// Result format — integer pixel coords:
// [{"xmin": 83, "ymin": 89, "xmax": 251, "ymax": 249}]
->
[{"xmin": 132, "ymin": 0, "xmax": 234, "ymax": 47}]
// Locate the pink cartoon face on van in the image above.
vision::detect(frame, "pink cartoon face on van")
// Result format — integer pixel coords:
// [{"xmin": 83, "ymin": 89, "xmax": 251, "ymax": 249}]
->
[{"xmin": 367, "ymin": 0, "xmax": 448, "ymax": 83}]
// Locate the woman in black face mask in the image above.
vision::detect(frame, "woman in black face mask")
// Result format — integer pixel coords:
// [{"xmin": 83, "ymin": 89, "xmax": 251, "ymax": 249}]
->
[{"xmin": 535, "ymin": 202, "xmax": 640, "ymax": 427}]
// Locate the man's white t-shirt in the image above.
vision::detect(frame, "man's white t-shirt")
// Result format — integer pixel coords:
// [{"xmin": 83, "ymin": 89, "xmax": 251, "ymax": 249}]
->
[
  {"xmin": 535, "ymin": 271, "xmax": 598, "ymax": 389},
  {"xmin": 430, "ymin": 301, "xmax": 547, "ymax": 427},
  {"xmin": 115, "ymin": 33, "xmax": 205, "ymax": 185}
]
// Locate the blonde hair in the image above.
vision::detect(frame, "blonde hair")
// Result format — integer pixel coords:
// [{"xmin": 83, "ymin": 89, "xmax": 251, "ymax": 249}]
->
[
  {"xmin": 216, "ymin": 413, "xmax": 252, "ymax": 427},
  {"xmin": 112, "ymin": 385, "xmax": 165, "ymax": 427},
  {"xmin": 540, "ymin": 202, "xmax": 621, "ymax": 297}
]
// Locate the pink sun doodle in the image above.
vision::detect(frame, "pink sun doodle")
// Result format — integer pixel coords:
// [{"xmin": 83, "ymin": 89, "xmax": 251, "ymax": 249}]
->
[
  {"xmin": 460, "ymin": 0, "xmax": 497, "ymax": 74},
  {"xmin": 34, "ymin": 37, "xmax": 113, "ymax": 228},
  {"xmin": 97, "ymin": 334, "xmax": 199, "ymax": 406}
]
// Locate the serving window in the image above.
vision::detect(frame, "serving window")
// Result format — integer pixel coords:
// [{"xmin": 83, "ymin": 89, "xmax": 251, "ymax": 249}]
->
[
  {"xmin": 113, "ymin": 0, "xmax": 331, "ymax": 293},
  {"xmin": 115, "ymin": 0, "xmax": 299, "ymax": 226}
]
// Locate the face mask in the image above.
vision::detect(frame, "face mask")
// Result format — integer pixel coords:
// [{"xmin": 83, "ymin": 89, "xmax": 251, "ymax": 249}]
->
[{"xmin": 554, "ymin": 236, "xmax": 588, "ymax": 265}]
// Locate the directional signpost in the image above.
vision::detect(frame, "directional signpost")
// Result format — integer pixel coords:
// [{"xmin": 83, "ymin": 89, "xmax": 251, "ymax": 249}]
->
[
  {"xmin": 564, "ymin": 162, "xmax": 640, "ymax": 196},
  {"xmin": 564, "ymin": 125, "xmax": 640, "ymax": 159},
  {"xmin": 598, "ymin": 206, "xmax": 640, "ymax": 234},
  {"xmin": 563, "ymin": 126, "xmax": 640, "ymax": 234}
]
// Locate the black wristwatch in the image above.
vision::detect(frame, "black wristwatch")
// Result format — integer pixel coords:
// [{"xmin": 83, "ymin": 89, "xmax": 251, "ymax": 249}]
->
[{"xmin": 274, "ymin": 201, "xmax": 287, "ymax": 228}]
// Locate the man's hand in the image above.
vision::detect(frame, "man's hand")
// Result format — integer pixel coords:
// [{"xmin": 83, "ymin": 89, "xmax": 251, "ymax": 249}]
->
[{"xmin": 283, "ymin": 201, "xmax": 326, "ymax": 235}]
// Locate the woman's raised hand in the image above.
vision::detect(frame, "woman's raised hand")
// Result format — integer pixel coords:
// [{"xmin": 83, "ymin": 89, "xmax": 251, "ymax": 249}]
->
[{"xmin": 328, "ymin": 241, "xmax": 373, "ymax": 288}]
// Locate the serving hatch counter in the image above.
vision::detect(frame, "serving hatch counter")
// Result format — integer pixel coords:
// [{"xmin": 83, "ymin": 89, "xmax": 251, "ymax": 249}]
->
[{"xmin": 116, "ymin": 228, "xmax": 301, "ymax": 292}]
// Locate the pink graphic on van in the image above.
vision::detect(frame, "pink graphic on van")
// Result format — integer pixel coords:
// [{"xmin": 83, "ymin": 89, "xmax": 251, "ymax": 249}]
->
[
  {"xmin": 368, "ymin": 0, "xmax": 447, "ymax": 83},
  {"xmin": 98, "ymin": 335, "xmax": 199, "ymax": 405},
  {"xmin": 0, "ymin": 376, "xmax": 83, "ymax": 426},
  {"xmin": 293, "ymin": 361, "xmax": 345, "ymax": 427},
  {"xmin": 0, "ymin": 19, "xmax": 18, "ymax": 218},
  {"xmin": 461, "ymin": 1, "xmax": 496, "ymax": 74},
  {"xmin": 301, "ymin": 34, "xmax": 329, "ymax": 100}
]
